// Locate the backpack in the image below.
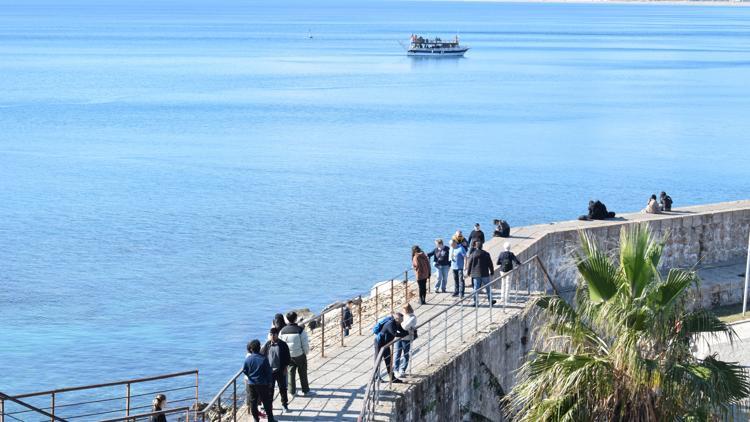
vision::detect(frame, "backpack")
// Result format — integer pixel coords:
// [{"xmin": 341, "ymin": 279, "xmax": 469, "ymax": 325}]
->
[
  {"xmin": 372, "ymin": 316, "xmax": 393, "ymax": 343},
  {"xmin": 499, "ymin": 252, "xmax": 514, "ymax": 272}
]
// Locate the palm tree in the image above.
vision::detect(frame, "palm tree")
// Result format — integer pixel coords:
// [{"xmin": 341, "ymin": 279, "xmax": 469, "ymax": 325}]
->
[{"xmin": 505, "ymin": 223, "xmax": 749, "ymax": 421}]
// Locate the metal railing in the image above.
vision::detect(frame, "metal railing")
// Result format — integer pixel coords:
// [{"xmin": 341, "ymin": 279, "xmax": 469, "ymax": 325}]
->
[
  {"xmin": 358, "ymin": 255, "xmax": 556, "ymax": 422},
  {"xmin": 1, "ymin": 371, "xmax": 198, "ymax": 422},
  {"xmin": 98, "ymin": 406, "xmax": 191, "ymax": 422},
  {"xmin": 196, "ymin": 268, "xmax": 419, "ymax": 421},
  {"xmin": 0, "ymin": 392, "xmax": 68, "ymax": 422}
]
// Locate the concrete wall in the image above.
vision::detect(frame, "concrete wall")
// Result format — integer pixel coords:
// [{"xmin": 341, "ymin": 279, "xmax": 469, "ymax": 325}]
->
[{"xmin": 389, "ymin": 202, "xmax": 750, "ymax": 421}]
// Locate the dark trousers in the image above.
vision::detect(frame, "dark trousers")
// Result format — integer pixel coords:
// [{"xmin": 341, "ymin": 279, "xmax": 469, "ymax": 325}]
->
[
  {"xmin": 271, "ymin": 369, "xmax": 288, "ymax": 406},
  {"xmin": 247, "ymin": 383, "xmax": 274, "ymax": 422},
  {"xmin": 373, "ymin": 339, "xmax": 393, "ymax": 378},
  {"xmin": 452, "ymin": 269, "xmax": 465, "ymax": 296},
  {"xmin": 288, "ymin": 354, "xmax": 310, "ymax": 394},
  {"xmin": 417, "ymin": 278, "xmax": 428, "ymax": 304}
]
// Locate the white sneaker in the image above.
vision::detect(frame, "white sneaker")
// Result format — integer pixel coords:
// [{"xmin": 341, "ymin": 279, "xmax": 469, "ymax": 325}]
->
[{"xmin": 394, "ymin": 371, "xmax": 402, "ymax": 378}]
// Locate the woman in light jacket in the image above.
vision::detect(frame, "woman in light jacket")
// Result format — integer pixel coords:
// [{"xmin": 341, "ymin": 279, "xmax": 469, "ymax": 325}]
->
[
  {"xmin": 412, "ymin": 246, "xmax": 431, "ymax": 305},
  {"xmin": 643, "ymin": 194, "xmax": 661, "ymax": 214},
  {"xmin": 394, "ymin": 304, "xmax": 417, "ymax": 377}
]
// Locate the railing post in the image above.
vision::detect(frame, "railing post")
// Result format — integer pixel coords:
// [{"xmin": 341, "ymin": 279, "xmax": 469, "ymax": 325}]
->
[
  {"xmin": 460, "ymin": 300, "xmax": 464, "ymax": 342},
  {"xmin": 390, "ymin": 279, "xmax": 394, "ymax": 313},
  {"xmin": 404, "ymin": 271, "xmax": 409, "ymax": 303},
  {"xmin": 321, "ymin": 313, "xmax": 326, "ymax": 358},
  {"xmin": 490, "ymin": 280, "xmax": 494, "ymax": 323},
  {"xmin": 50, "ymin": 392, "xmax": 55, "ymax": 422},
  {"xmin": 444, "ymin": 311, "xmax": 448, "ymax": 352},
  {"xmin": 195, "ymin": 371, "xmax": 199, "ymax": 418},
  {"xmin": 232, "ymin": 377, "xmax": 237, "ymax": 422},
  {"xmin": 340, "ymin": 306, "xmax": 345, "ymax": 347},
  {"xmin": 475, "ymin": 297, "xmax": 479, "ymax": 333},
  {"xmin": 375, "ymin": 286, "xmax": 379, "ymax": 322},
  {"xmin": 125, "ymin": 382, "xmax": 131, "ymax": 417},
  {"xmin": 217, "ymin": 395, "xmax": 221, "ymax": 420},
  {"xmin": 1, "ymin": 397, "xmax": 4, "ymax": 422},
  {"xmin": 427, "ymin": 321, "xmax": 431, "ymax": 364},
  {"xmin": 358, "ymin": 295, "xmax": 363, "ymax": 336}
]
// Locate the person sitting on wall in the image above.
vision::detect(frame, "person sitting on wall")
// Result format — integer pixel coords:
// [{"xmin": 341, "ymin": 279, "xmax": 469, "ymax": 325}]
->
[
  {"xmin": 643, "ymin": 194, "xmax": 661, "ymax": 214},
  {"xmin": 660, "ymin": 191, "xmax": 673, "ymax": 211},
  {"xmin": 579, "ymin": 200, "xmax": 616, "ymax": 221},
  {"xmin": 493, "ymin": 219, "xmax": 510, "ymax": 238}
]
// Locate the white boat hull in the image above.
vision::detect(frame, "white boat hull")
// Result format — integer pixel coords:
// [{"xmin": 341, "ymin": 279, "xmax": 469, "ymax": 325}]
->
[{"xmin": 407, "ymin": 48, "xmax": 469, "ymax": 57}]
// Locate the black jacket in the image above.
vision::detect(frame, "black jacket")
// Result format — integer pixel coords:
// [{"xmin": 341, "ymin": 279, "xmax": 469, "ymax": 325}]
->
[
  {"xmin": 260, "ymin": 339, "xmax": 292, "ymax": 372},
  {"xmin": 377, "ymin": 319, "xmax": 409, "ymax": 346},
  {"xmin": 589, "ymin": 200, "xmax": 615, "ymax": 220},
  {"xmin": 496, "ymin": 251, "xmax": 521, "ymax": 272},
  {"xmin": 341, "ymin": 307, "xmax": 353, "ymax": 328},
  {"xmin": 427, "ymin": 245, "xmax": 451, "ymax": 266},
  {"xmin": 468, "ymin": 229, "xmax": 486, "ymax": 247},
  {"xmin": 466, "ymin": 249, "xmax": 494, "ymax": 278}
]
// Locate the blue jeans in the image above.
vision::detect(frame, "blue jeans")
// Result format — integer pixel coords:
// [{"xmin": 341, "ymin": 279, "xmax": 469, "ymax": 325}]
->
[
  {"xmin": 472, "ymin": 276, "xmax": 492, "ymax": 307},
  {"xmin": 434, "ymin": 265, "xmax": 450, "ymax": 291},
  {"xmin": 394, "ymin": 339, "xmax": 412, "ymax": 372}
]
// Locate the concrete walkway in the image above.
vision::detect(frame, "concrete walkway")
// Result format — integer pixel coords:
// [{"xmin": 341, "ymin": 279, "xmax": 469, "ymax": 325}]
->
[{"xmin": 237, "ymin": 200, "xmax": 750, "ymax": 421}]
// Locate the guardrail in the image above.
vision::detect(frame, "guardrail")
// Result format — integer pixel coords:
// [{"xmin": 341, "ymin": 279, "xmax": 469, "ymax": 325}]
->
[
  {"xmin": 98, "ymin": 406, "xmax": 191, "ymax": 422},
  {"xmin": 1, "ymin": 371, "xmax": 198, "ymax": 422},
  {"xmin": 196, "ymin": 268, "xmax": 418, "ymax": 421},
  {"xmin": 0, "ymin": 392, "xmax": 69, "ymax": 422},
  {"xmin": 358, "ymin": 255, "xmax": 556, "ymax": 422}
]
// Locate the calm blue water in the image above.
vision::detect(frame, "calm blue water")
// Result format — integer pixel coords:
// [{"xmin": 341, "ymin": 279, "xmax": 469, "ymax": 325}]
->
[{"xmin": 2, "ymin": 0, "xmax": 750, "ymax": 396}]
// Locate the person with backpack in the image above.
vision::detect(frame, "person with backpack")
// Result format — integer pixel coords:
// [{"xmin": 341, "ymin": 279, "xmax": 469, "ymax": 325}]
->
[
  {"xmin": 493, "ymin": 219, "xmax": 510, "ymax": 238},
  {"xmin": 261, "ymin": 328, "xmax": 291, "ymax": 413},
  {"xmin": 372, "ymin": 312, "xmax": 409, "ymax": 384},
  {"xmin": 394, "ymin": 304, "xmax": 417, "ymax": 378},
  {"xmin": 449, "ymin": 239, "xmax": 467, "ymax": 297},
  {"xmin": 466, "ymin": 241, "xmax": 495, "ymax": 307},
  {"xmin": 496, "ymin": 242, "xmax": 522, "ymax": 304},
  {"xmin": 660, "ymin": 191, "xmax": 673, "ymax": 211},
  {"xmin": 427, "ymin": 239, "xmax": 451, "ymax": 293},
  {"xmin": 412, "ymin": 245, "xmax": 431, "ymax": 305},
  {"xmin": 243, "ymin": 339, "xmax": 276, "ymax": 422},
  {"xmin": 279, "ymin": 311, "xmax": 311, "ymax": 397}
]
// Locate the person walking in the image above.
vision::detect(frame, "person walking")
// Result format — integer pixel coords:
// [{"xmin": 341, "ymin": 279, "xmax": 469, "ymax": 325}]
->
[
  {"xmin": 394, "ymin": 304, "xmax": 417, "ymax": 377},
  {"xmin": 243, "ymin": 339, "xmax": 275, "ymax": 422},
  {"xmin": 427, "ymin": 239, "xmax": 451, "ymax": 293},
  {"xmin": 279, "ymin": 311, "xmax": 311, "ymax": 396},
  {"xmin": 412, "ymin": 245, "xmax": 431, "ymax": 305},
  {"xmin": 496, "ymin": 242, "xmax": 522, "ymax": 304},
  {"xmin": 449, "ymin": 239, "xmax": 467, "ymax": 297},
  {"xmin": 261, "ymin": 328, "xmax": 291, "ymax": 413},
  {"xmin": 341, "ymin": 300, "xmax": 354, "ymax": 337},
  {"xmin": 468, "ymin": 223, "xmax": 485, "ymax": 254},
  {"xmin": 149, "ymin": 394, "xmax": 167, "ymax": 422},
  {"xmin": 372, "ymin": 312, "xmax": 409, "ymax": 383},
  {"xmin": 466, "ymin": 241, "xmax": 495, "ymax": 307}
]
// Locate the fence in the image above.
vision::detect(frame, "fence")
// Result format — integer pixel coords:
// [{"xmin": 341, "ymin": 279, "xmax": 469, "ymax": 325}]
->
[
  {"xmin": 1, "ymin": 371, "xmax": 198, "ymax": 422},
  {"xmin": 359, "ymin": 255, "xmax": 557, "ymax": 422}
]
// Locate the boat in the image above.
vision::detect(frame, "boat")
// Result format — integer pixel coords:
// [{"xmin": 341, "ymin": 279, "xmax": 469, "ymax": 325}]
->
[{"xmin": 407, "ymin": 34, "xmax": 469, "ymax": 57}]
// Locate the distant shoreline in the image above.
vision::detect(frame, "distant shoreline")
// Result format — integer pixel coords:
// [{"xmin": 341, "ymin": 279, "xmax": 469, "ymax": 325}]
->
[{"xmin": 463, "ymin": 0, "xmax": 749, "ymax": 6}]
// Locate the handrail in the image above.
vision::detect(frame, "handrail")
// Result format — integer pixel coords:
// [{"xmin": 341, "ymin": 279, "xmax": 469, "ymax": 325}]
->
[
  {"xmin": 201, "ymin": 268, "xmax": 416, "ymax": 419},
  {"xmin": 0, "ymin": 392, "xmax": 69, "ymax": 422},
  {"xmin": 358, "ymin": 255, "xmax": 554, "ymax": 422},
  {"xmin": 98, "ymin": 406, "xmax": 190, "ymax": 422},
  {"xmin": 11, "ymin": 370, "xmax": 199, "ymax": 399}
]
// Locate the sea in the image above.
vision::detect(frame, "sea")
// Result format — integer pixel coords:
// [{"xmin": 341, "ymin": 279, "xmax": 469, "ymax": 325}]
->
[{"xmin": 2, "ymin": 0, "xmax": 750, "ymax": 398}]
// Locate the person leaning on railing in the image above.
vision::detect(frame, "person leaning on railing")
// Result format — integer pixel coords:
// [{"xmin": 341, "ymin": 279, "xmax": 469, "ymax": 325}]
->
[{"xmin": 373, "ymin": 312, "xmax": 409, "ymax": 384}]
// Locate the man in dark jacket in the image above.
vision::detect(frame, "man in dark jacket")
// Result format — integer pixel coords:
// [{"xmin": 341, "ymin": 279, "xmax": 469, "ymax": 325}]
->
[
  {"xmin": 466, "ymin": 241, "xmax": 495, "ymax": 307},
  {"xmin": 373, "ymin": 313, "xmax": 409, "ymax": 384},
  {"xmin": 468, "ymin": 223, "xmax": 485, "ymax": 253},
  {"xmin": 243, "ymin": 339, "xmax": 275, "ymax": 422},
  {"xmin": 261, "ymin": 328, "xmax": 291, "ymax": 413},
  {"xmin": 427, "ymin": 239, "xmax": 451, "ymax": 293},
  {"xmin": 341, "ymin": 301, "xmax": 354, "ymax": 336},
  {"xmin": 497, "ymin": 242, "xmax": 522, "ymax": 305}
]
